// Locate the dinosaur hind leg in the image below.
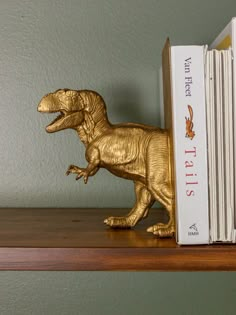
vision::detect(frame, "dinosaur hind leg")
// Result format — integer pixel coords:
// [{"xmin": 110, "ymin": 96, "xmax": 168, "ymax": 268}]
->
[
  {"xmin": 147, "ymin": 181, "xmax": 175, "ymax": 237},
  {"xmin": 104, "ymin": 181, "xmax": 154, "ymax": 228},
  {"xmin": 146, "ymin": 136, "xmax": 175, "ymax": 237}
]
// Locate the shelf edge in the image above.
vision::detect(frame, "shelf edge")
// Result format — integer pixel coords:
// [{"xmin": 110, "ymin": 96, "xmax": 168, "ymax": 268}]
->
[{"xmin": 1, "ymin": 247, "xmax": 236, "ymax": 271}]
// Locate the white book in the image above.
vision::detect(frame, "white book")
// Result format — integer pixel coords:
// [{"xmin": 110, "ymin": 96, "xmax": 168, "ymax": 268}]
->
[
  {"xmin": 205, "ymin": 50, "xmax": 218, "ymax": 241},
  {"xmin": 215, "ymin": 50, "xmax": 226, "ymax": 241},
  {"xmin": 205, "ymin": 48, "xmax": 234, "ymax": 242},
  {"xmin": 210, "ymin": 18, "xmax": 236, "ymax": 242},
  {"xmin": 170, "ymin": 45, "xmax": 209, "ymax": 244},
  {"xmin": 222, "ymin": 49, "xmax": 234, "ymax": 242}
]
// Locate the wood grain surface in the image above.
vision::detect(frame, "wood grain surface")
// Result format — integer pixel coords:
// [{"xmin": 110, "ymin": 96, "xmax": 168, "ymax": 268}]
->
[{"xmin": 0, "ymin": 208, "xmax": 235, "ymax": 271}]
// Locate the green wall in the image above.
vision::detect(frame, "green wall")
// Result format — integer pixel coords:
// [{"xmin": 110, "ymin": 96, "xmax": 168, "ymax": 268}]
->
[
  {"xmin": 1, "ymin": 272, "xmax": 236, "ymax": 315},
  {"xmin": 1, "ymin": 0, "xmax": 236, "ymax": 314}
]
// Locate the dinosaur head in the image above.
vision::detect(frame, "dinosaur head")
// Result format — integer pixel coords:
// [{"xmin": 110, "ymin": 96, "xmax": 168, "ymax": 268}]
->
[{"xmin": 37, "ymin": 89, "xmax": 85, "ymax": 133}]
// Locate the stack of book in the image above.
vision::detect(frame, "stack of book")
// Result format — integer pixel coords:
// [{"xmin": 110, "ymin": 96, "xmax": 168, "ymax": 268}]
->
[{"xmin": 161, "ymin": 18, "xmax": 236, "ymax": 244}]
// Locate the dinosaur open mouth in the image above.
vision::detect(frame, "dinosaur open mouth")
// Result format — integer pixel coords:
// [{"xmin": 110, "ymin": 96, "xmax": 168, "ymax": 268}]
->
[
  {"xmin": 47, "ymin": 111, "xmax": 65, "ymax": 127},
  {"xmin": 45, "ymin": 110, "xmax": 68, "ymax": 132}
]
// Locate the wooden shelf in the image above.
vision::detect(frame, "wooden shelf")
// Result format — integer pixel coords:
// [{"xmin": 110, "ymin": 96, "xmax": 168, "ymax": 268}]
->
[{"xmin": 0, "ymin": 208, "xmax": 236, "ymax": 271}]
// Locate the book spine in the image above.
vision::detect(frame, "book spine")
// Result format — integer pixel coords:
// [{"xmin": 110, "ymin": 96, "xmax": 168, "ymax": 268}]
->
[{"xmin": 171, "ymin": 46, "xmax": 209, "ymax": 244}]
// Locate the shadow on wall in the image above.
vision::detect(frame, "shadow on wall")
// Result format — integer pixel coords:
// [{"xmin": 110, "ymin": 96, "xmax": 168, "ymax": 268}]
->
[{"xmin": 106, "ymin": 84, "xmax": 151, "ymax": 125}]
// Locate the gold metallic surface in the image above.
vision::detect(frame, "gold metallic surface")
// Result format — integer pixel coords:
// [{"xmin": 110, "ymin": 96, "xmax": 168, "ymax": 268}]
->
[{"xmin": 38, "ymin": 89, "xmax": 175, "ymax": 237}]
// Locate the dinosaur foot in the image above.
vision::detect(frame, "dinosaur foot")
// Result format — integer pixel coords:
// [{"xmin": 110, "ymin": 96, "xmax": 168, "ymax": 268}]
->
[
  {"xmin": 147, "ymin": 223, "xmax": 175, "ymax": 238},
  {"xmin": 104, "ymin": 216, "xmax": 136, "ymax": 228}
]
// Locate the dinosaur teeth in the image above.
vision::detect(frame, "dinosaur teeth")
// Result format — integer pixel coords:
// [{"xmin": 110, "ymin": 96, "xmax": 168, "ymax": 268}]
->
[{"xmin": 47, "ymin": 111, "xmax": 65, "ymax": 127}]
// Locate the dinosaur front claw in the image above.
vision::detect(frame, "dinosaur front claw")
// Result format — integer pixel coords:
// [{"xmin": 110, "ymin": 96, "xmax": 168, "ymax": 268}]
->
[
  {"xmin": 66, "ymin": 164, "xmax": 80, "ymax": 175},
  {"xmin": 66, "ymin": 165, "xmax": 89, "ymax": 184}
]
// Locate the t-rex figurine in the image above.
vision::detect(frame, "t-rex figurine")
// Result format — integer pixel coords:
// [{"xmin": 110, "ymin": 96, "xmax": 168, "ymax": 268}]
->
[{"xmin": 38, "ymin": 89, "xmax": 175, "ymax": 237}]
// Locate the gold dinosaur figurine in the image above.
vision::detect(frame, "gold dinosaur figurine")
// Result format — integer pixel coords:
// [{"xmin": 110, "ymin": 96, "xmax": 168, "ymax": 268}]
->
[{"xmin": 38, "ymin": 89, "xmax": 175, "ymax": 237}]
